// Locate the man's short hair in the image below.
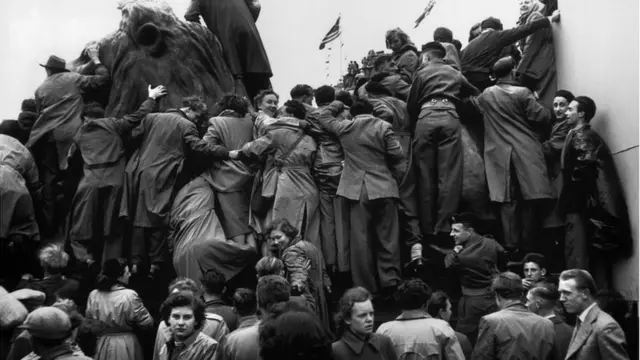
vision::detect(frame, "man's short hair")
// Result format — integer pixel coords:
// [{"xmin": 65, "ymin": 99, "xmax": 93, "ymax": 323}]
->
[
  {"xmin": 574, "ymin": 96, "xmax": 597, "ymax": 122},
  {"xmin": 38, "ymin": 244, "xmax": 69, "ymax": 273},
  {"xmin": 492, "ymin": 272, "xmax": 524, "ymax": 299},
  {"xmin": 427, "ymin": 291, "xmax": 450, "ymax": 318},
  {"xmin": 364, "ymin": 81, "xmax": 393, "ymax": 97},
  {"xmin": 290, "ymin": 84, "xmax": 314, "ymax": 99},
  {"xmin": 522, "ymin": 253, "xmax": 547, "ymax": 270},
  {"xmin": 161, "ymin": 291, "xmax": 207, "ymax": 330},
  {"xmin": 232, "ymin": 288, "xmax": 257, "ymax": 317},
  {"xmin": 200, "ymin": 268, "xmax": 226, "ymax": 295},
  {"xmin": 257, "ymin": 275, "xmax": 291, "ymax": 311},
  {"xmin": 314, "ymin": 85, "xmax": 336, "ymax": 106},
  {"xmin": 559, "ymin": 269, "xmax": 598, "ymax": 297},
  {"xmin": 217, "ymin": 93, "xmax": 249, "ymax": 117},
  {"xmin": 168, "ymin": 277, "xmax": 202, "ymax": 297},
  {"xmin": 335, "ymin": 90, "xmax": 353, "ymax": 107},
  {"xmin": 529, "ymin": 285, "xmax": 560, "ymax": 303},
  {"xmin": 481, "ymin": 17, "xmax": 503, "ymax": 31},
  {"xmin": 350, "ymin": 100, "xmax": 374, "ymax": 117},
  {"xmin": 256, "ymin": 256, "xmax": 285, "ymax": 278},
  {"xmin": 434, "ymin": 27, "xmax": 454, "ymax": 43},
  {"xmin": 452, "ymin": 39, "xmax": 463, "ymax": 53},
  {"xmin": 397, "ymin": 279, "xmax": 432, "ymax": 310},
  {"xmin": 421, "ymin": 42, "xmax": 446, "ymax": 58},
  {"xmin": 373, "ymin": 54, "xmax": 394, "ymax": 72},
  {"xmin": 282, "ymin": 100, "xmax": 307, "ymax": 120},
  {"xmin": 182, "ymin": 96, "xmax": 207, "ymax": 114}
]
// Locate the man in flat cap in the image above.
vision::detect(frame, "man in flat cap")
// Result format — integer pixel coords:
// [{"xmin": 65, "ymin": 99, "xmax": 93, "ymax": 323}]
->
[
  {"xmin": 460, "ymin": 11, "xmax": 560, "ymax": 92},
  {"xmin": 27, "ymin": 45, "xmax": 109, "ymax": 239},
  {"xmin": 444, "ymin": 212, "xmax": 507, "ymax": 345},
  {"xmin": 19, "ymin": 307, "xmax": 92, "ymax": 359},
  {"xmin": 408, "ymin": 42, "xmax": 479, "ymax": 246},
  {"xmin": 467, "ymin": 57, "xmax": 554, "ymax": 263},
  {"xmin": 67, "ymin": 85, "xmax": 167, "ymax": 268}
]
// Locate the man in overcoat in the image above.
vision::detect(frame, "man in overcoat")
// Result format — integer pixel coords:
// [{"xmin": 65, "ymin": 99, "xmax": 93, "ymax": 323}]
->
[
  {"xmin": 315, "ymin": 99, "xmax": 406, "ymax": 297},
  {"xmin": 120, "ymin": 96, "xmax": 233, "ymax": 276},
  {"xmin": 28, "ymin": 46, "xmax": 109, "ymax": 237},
  {"xmin": 468, "ymin": 57, "xmax": 554, "ymax": 261}
]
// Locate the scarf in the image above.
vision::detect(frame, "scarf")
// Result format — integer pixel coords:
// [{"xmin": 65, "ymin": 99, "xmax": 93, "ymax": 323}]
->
[{"xmin": 518, "ymin": 1, "xmax": 545, "ymax": 25}]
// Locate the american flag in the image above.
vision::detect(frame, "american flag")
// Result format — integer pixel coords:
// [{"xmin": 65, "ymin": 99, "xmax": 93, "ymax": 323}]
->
[
  {"xmin": 414, "ymin": 0, "xmax": 438, "ymax": 28},
  {"xmin": 319, "ymin": 16, "xmax": 341, "ymax": 50}
]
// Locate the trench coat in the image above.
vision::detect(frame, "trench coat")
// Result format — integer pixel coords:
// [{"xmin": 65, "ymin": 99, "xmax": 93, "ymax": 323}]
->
[
  {"xmin": 68, "ymin": 98, "xmax": 155, "ymax": 241},
  {"xmin": 516, "ymin": 3, "xmax": 557, "ymax": 107},
  {"xmin": 280, "ymin": 236, "xmax": 331, "ymax": 328},
  {"xmin": 28, "ymin": 65, "xmax": 109, "ymax": 170},
  {"xmin": 470, "ymin": 80, "xmax": 554, "ymax": 202},
  {"xmin": 472, "ymin": 302, "xmax": 555, "ymax": 360},
  {"xmin": 541, "ymin": 118, "xmax": 572, "ymax": 228},
  {"xmin": 240, "ymin": 123, "xmax": 320, "ymax": 244},
  {"xmin": 86, "ymin": 285, "xmax": 154, "ymax": 360},
  {"xmin": 392, "ymin": 44, "xmax": 419, "ymax": 83},
  {"xmin": 184, "ymin": 0, "xmax": 272, "ymax": 77},
  {"xmin": 120, "ymin": 109, "xmax": 230, "ymax": 228},
  {"xmin": 0, "ymin": 135, "xmax": 41, "ymax": 240}
]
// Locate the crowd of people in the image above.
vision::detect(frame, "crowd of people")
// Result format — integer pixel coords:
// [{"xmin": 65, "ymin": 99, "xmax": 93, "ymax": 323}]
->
[{"xmin": 0, "ymin": 0, "xmax": 636, "ymax": 359}]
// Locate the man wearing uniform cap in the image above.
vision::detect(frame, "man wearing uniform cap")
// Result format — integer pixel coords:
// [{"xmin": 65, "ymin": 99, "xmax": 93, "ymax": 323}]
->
[
  {"xmin": 444, "ymin": 212, "xmax": 507, "ymax": 345},
  {"xmin": 408, "ymin": 42, "xmax": 479, "ymax": 245},
  {"xmin": 28, "ymin": 45, "xmax": 109, "ymax": 239},
  {"xmin": 468, "ymin": 56, "xmax": 554, "ymax": 263},
  {"xmin": 19, "ymin": 307, "xmax": 92, "ymax": 359}
]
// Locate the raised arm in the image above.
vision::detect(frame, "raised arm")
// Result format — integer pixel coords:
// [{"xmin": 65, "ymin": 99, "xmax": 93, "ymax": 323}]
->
[
  {"xmin": 74, "ymin": 44, "xmax": 109, "ymax": 91},
  {"xmin": 184, "ymin": 123, "xmax": 231, "ymax": 160},
  {"xmin": 496, "ymin": 11, "xmax": 560, "ymax": 48},
  {"xmin": 315, "ymin": 101, "xmax": 350, "ymax": 135},
  {"xmin": 113, "ymin": 85, "xmax": 167, "ymax": 135}
]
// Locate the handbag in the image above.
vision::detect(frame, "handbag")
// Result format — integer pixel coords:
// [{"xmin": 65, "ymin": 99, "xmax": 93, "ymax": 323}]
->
[{"xmin": 250, "ymin": 130, "xmax": 306, "ymax": 217}]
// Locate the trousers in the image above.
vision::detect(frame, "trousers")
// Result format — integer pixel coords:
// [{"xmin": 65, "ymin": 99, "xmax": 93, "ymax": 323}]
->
[
  {"xmin": 318, "ymin": 191, "xmax": 350, "ymax": 272},
  {"xmin": 131, "ymin": 227, "xmax": 166, "ymax": 266}
]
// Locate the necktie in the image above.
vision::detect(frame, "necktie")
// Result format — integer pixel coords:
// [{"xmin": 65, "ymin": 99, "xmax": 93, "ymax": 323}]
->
[{"xmin": 570, "ymin": 318, "xmax": 582, "ymax": 345}]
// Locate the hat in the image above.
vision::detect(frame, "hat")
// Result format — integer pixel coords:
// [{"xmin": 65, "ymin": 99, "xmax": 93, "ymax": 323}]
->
[
  {"xmin": 421, "ymin": 41, "xmax": 446, "ymax": 56},
  {"xmin": 19, "ymin": 307, "xmax": 72, "ymax": 340},
  {"xmin": 451, "ymin": 212, "xmax": 481, "ymax": 228},
  {"xmin": 39, "ymin": 55, "xmax": 69, "ymax": 72},
  {"xmin": 83, "ymin": 102, "xmax": 105, "ymax": 119},
  {"xmin": 492, "ymin": 56, "xmax": 515, "ymax": 78}
]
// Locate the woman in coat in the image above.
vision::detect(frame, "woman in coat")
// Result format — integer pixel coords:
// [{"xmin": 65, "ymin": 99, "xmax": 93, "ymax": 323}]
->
[
  {"xmin": 385, "ymin": 28, "xmax": 419, "ymax": 83},
  {"xmin": 267, "ymin": 218, "xmax": 331, "ymax": 329},
  {"xmin": 86, "ymin": 258, "xmax": 153, "ymax": 360},
  {"xmin": 241, "ymin": 100, "xmax": 320, "ymax": 248}
]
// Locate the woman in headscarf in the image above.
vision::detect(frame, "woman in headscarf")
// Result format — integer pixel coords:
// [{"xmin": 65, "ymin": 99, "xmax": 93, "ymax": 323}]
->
[
  {"xmin": 85, "ymin": 258, "xmax": 153, "ymax": 360},
  {"xmin": 385, "ymin": 28, "xmax": 419, "ymax": 83},
  {"xmin": 516, "ymin": 0, "xmax": 557, "ymax": 107}
]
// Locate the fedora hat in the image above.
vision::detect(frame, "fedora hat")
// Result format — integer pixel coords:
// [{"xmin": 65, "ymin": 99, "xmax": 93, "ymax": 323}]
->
[{"xmin": 39, "ymin": 55, "xmax": 69, "ymax": 71}]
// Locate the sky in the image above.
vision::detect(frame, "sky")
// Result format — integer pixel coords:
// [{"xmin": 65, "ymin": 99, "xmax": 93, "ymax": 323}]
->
[{"xmin": 0, "ymin": 0, "xmax": 519, "ymax": 119}]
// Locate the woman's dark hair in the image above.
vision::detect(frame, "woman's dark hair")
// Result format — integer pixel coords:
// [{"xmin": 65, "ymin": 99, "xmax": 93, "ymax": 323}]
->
[
  {"xmin": 253, "ymin": 89, "xmax": 279, "ymax": 109},
  {"xmin": 265, "ymin": 218, "xmax": 299, "ymax": 241},
  {"xmin": 96, "ymin": 258, "xmax": 127, "ymax": 291},
  {"xmin": 161, "ymin": 291, "xmax": 207, "ymax": 330},
  {"xmin": 217, "ymin": 93, "xmax": 249, "ymax": 117},
  {"xmin": 283, "ymin": 100, "xmax": 307, "ymax": 120},
  {"xmin": 260, "ymin": 301, "xmax": 334, "ymax": 360},
  {"xmin": 335, "ymin": 287, "xmax": 372, "ymax": 337},
  {"xmin": 385, "ymin": 28, "xmax": 410, "ymax": 49},
  {"xmin": 256, "ymin": 256, "xmax": 285, "ymax": 278},
  {"xmin": 427, "ymin": 291, "xmax": 451, "ymax": 318},
  {"xmin": 350, "ymin": 100, "xmax": 374, "ymax": 117},
  {"xmin": 181, "ymin": 95, "xmax": 208, "ymax": 114},
  {"xmin": 397, "ymin": 279, "xmax": 432, "ymax": 310}
]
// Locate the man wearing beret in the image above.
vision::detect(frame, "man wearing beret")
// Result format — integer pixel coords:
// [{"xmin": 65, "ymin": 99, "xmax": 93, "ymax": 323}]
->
[
  {"xmin": 444, "ymin": 212, "xmax": 507, "ymax": 345},
  {"xmin": 468, "ymin": 57, "xmax": 554, "ymax": 262},
  {"xmin": 460, "ymin": 11, "xmax": 560, "ymax": 92},
  {"xmin": 19, "ymin": 307, "xmax": 92, "ymax": 360},
  {"xmin": 408, "ymin": 42, "xmax": 479, "ymax": 245}
]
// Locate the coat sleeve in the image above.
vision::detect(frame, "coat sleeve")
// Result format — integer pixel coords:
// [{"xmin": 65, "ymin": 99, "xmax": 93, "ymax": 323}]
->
[
  {"xmin": 383, "ymin": 125, "xmax": 407, "ymax": 182},
  {"xmin": 239, "ymin": 132, "xmax": 275, "ymax": 161},
  {"xmin": 127, "ymin": 291, "xmax": 154, "ymax": 330},
  {"xmin": 153, "ymin": 322, "xmax": 171, "ymax": 360},
  {"xmin": 113, "ymin": 98, "xmax": 156, "ymax": 135},
  {"xmin": 315, "ymin": 101, "xmax": 349, "ymax": 135},
  {"xmin": 471, "ymin": 317, "xmax": 496, "ymax": 360},
  {"xmin": 523, "ymin": 89, "xmax": 551, "ymax": 124},
  {"xmin": 444, "ymin": 252, "xmax": 461, "ymax": 269},
  {"xmin": 443, "ymin": 330, "xmax": 466, "ymax": 360},
  {"xmin": 74, "ymin": 64, "xmax": 110, "ymax": 92},
  {"xmin": 596, "ymin": 323, "xmax": 630, "ymax": 360},
  {"xmin": 460, "ymin": 73, "xmax": 481, "ymax": 98},
  {"xmin": 496, "ymin": 17, "xmax": 551, "ymax": 48},
  {"xmin": 282, "ymin": 246, "xmax": 311, "ymax": 289},
  {"xmin": 184, "ymin": 123, "xmax": 231, "ymax": 159},
  {"xmin": 397, "ymin": 51, "xmax": 419, "ymax": 83},
  {"xmin": 184, "ymin": 0, "xmax": 201, "ymax": 22},
  {"xmin": 542, "ymin": 122, "xmax": 569, "ymax": 160},
  {"xmin": 406, "ymin": 73, "xmax": 423, "ymax": 123},
  {"xmin": 203, "ymin": 124, "xmax": 222, "ymax": 145}
]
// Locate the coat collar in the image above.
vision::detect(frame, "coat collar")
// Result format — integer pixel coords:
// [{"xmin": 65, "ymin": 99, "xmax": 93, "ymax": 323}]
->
[
  {"xmin": 167, "ymin": 329, "xmax": 201, "ymax": 353},
  {"xmin": 496, "ymin": 79, "xmax": 522, "ymax": 87},
  {"xmin": 395, "ymin": 310, "xmax": 432, "ymax": 321},
  {"xmin": 167, "ymin": 109, "xmax": 188, "ymax": 119},
  {"xmin": 36, "ymin": 343, "xmax": 75, "ymax": 360},
  {"xmin": 565, "ymin": 304, "xmax": 601, "ymax": 359},
  {"xmin": 341, "ymin": 328, "xmax": 381, "ymax": 355},
  {"xmin": 502, "ymin": 302, "xmax": 529, "ymax": 312}
]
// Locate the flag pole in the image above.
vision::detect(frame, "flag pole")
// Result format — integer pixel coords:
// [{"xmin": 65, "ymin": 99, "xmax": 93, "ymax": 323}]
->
[{"xmin": 339, "ymin": 13, "xmax": 343, "ymax": 82}]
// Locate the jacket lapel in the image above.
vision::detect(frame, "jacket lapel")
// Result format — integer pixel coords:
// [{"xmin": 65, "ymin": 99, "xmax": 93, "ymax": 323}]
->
[{"xmin": 565, "ymin": 305, "xmax": 599, "ymax": 359}]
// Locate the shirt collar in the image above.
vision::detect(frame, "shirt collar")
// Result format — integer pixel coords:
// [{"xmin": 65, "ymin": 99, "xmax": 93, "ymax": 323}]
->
[
  {"xmin": 168, "ymin": 330, "xmax": 200, "ymax": 352},
  {"xmin": 204, "ymin": 299, "xmax": 226, "ymax": 307},
  {"xmin": 544, "ymin": 314, "xmax": 555, "ymax": 319},
  {"xmin": 342, "ymin": 328, "xmax": 380, "ymax": 355},
  {"xmin": 395, "ymin": 310, "xmax": 432, "ymax": 321},
  {"xmin": 578, "ymin": 302, "xmax": 597, "ymax": 323}
]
